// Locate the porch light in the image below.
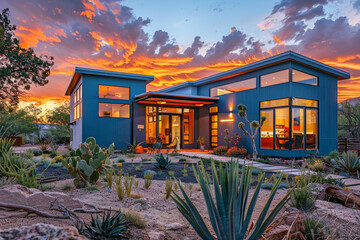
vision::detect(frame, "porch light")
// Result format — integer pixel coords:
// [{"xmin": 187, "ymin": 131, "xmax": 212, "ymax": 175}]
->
[
  {"xmin": 157, "ymin": 101, "xmax": 166, "ymax": 104},
  {"xmin": 196, "ymin": 103, "xmax": 204, "ymax": 107},
  {"xmin": 220, "ymin": 119, "xmax": 234, "ymax": 122}
]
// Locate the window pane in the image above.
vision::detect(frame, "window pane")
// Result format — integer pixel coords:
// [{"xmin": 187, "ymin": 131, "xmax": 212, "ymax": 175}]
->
[
  {"xmin": 159, "ymin": 115, "xmax": 169, "ymax": 144},
  {"xmin": 184, "ymin": 109, "xmax": 194, "ymax": 144},
  {"xmin": 99, "ymin": 103, "xmax": 130, "ymax": 118},
  {"xmin": 209, "ymin": 106, "xmax": 218, "ymax": 113},
  {"xmin": 292, "ymin": 108, "xmax": 304, "ymax": 149},
  {"xmin": 210, "ymin": 77, "xmax": 256, "ymax": 97},
  {"xmin": 275, "ymin": 108, "xmax": 290, "ymax": 150},
  {"xmin": 292, "ymin": 69, "xmax": 317, "ymax": 85},
  {"xmin": 260, "ymin": 98, "xmax": 289, "ymax": 108},
  {"xmin": 158, "ymin": 107, "xmax": 182, "ymax": 114},
  {"xmin": 146, "ymin": 107, "xmax": 157, "ymax": 144},
  {"xmin": 260, "ymin": 110, "xmax": 274, "ymax": 149},
  {"xmin": 73, "ymin": 93, "xmax": 77, "ymax": 103},
  {"xmin": 261, "ymin": 69, "xmax": 289, "ymax": 87},
  {"xmin": 293, "ymin": 98, "xmax": 318, "ymax": 107},
  {"xmin": 99, "ymin": 85, "xmax": 130, "ymax": 100},
  {"xmin": 211, "ymin": 115, "xmax": 218, "ymax": 122},
  {"xmin": 79, "ymin": 84, "xmax": 82, "ymax": 100},
  {"xmin": 306, "ymin": 109, "xmax": 317, "ymax": 149}
]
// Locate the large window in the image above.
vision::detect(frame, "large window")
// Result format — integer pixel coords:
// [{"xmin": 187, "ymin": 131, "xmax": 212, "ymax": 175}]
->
[
  {"xmin": 73, "ymin": 84, "xmax": 82, "ymax": 120},
  {"xmin": 209, "ymin": 106, "xmax": 218, "ymax": 148},
  {"xmin": 184, "ymin": 109, "xmax": 194, "ymax": 144},
  {"xmin": 260, "ymin": 97, "xmax": 318, "ymax": 150},
  {"xmin": 210, "ymin": 77, "xmax": 256, "ymax": 97},
  {"xmin": 292, "ymin": 69, "xmax": 317, "ymax": 85},
  {"xmin": 260, "ymin": 69, "xmax": 289, "ymax": 87},
  {"xmin": 99, "ymin": 103, "xmax": 130, "ymax": 118},
  {"xmin": 99, "ymin": 85, "xmax": 130, "ymax": 100},
  {"xmin": 146, "ymin": 106, "xmax": 157, "ymax": 144}
]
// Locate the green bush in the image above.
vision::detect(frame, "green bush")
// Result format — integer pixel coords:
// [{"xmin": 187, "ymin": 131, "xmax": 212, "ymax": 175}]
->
[
  {"xmin": 32, "ymin": 149, "xmax": 42, "ymax": 156},
  {"xmin": 290, "ymin": 174, "xmax": 314, "ymax": 211},
  {"xmin": 172, "ymin": 161, "xmax": 293, "ymax": 240},
  {"xmin": 49, "ymin": 152, "xmax": 57, "ymax": 158},
  {"xmin": 79, "ymin": 210, "xmax": 127, "ymax": 239},
  {"xmin": 304, "ymin": 217, "xmax": 327, "ymax": 240},
  {"xmin": 213, "ymin": 146, "xmax": 228, "ymax": 156}
]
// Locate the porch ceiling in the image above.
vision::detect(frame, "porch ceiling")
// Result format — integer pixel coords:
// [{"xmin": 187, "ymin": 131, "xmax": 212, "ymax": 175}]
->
[{"xmin": 134, "ymin": 92, "xmax": 219, "ymax": 107}]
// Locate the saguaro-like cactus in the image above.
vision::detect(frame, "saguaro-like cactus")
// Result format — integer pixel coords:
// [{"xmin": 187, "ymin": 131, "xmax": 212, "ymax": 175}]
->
[
  {"xmin": 62, "ymin": 137, "xmax": 114, "ymax": 188},
  {"xmin": 237, "ymin": 104, "xmax": 266, "ymax": 159}
]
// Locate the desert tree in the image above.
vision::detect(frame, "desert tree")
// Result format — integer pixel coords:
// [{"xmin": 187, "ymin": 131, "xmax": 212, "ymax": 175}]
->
[{"xmin": 237, "ymin": 104, "xmax": 266, "ymax": 158}]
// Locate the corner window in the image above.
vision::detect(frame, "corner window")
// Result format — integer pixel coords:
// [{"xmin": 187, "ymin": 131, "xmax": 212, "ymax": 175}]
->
[
  {"xmin": 260, "ymin": 69, "xmax": 289, "ymax": 87},
  {"xmin": 99, "ymin": 85, "xmax": 130, "ymax": 100},
  {"xmin": 210, "ymin": 77, "xmax": 256, "ymax": 97},
  {"xmin": 99, "ymin": 103, "xmax": 130, "ymax": 118},
  {"xmin": 73, "ymin": 84, "xmax": 82, "ymax": 120},
  {"xmin": 292, "ymin": 69, "xmax": 317, "ymax": 85},
  {"xmin": 260, "ymin": 97, "xmax": 318, "ymax": 150}
]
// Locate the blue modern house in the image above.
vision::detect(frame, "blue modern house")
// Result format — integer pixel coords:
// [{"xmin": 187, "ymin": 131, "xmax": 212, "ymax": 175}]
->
[{"xmin": 65, "ymin": 51, "xmax": 350, "ymax": 157}]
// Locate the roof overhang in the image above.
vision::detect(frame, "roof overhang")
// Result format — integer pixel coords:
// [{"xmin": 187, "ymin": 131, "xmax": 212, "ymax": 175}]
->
[
  {"xmin": 134, "ymin": 92, "xmax": 219, "ymax": 107},
  {"xmin": 65, "ymin": 67, "xmax": 154, "ymax": 96}
]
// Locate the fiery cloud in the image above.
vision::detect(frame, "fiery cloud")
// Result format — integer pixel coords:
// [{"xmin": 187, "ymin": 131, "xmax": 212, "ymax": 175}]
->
[{"xmin": 2, "ymin": 0, "xmax": 359, "ymax": 110}]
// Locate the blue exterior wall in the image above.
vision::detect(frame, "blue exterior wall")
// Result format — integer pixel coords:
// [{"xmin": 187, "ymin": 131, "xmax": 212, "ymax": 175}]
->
[
  {"xmin": 81, "ymin": 74, "xmax": 147, "ymax": 150},
  {"xmin": 196, "ymin": 61, "xmax": 339, "ymax": 157}
]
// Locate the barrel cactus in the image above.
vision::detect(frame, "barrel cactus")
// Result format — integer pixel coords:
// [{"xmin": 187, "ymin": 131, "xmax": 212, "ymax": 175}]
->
[{"xmin": 62, "ymin": 137, "xmax": 114, "ymax": 188}]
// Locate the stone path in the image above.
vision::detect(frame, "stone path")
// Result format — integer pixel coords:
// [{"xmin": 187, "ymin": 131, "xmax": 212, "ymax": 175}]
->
[
  {"xmin": 180, "ymin": 152, "xmax": 303, "ymax": 176},
  {"xmin": 180, "ymin": 152, "xmax": 360, "ymax": 189}
]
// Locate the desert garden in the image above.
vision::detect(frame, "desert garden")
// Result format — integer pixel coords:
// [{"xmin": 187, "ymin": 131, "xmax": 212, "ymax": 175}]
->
[{"xmin": 0, "ymin": 135, "xmax": 359, "ymax": 240}]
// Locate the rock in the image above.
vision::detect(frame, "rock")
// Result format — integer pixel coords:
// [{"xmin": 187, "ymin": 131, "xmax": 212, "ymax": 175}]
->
[
  {"xmin": 134, "ymin": 203, "xmax": 142, "ymax": 211},
  {"xmin": 135, "ymin": 146, "xmax": 144, "ymax": 153},
  {"xmin": 148, "ymin": 230, "xmax": 165, "ymax": 240},
  {"xmin": 307, "ymin": 183, "xmax": 324, "ymax": 196},
  {"xmin": 0, "ymin": 185, "xmax": 83, "ymax": 211},
  {"xmin": 315, "ymin": 200, "xmax": 360, "ymax": 224},
  {"xmin": 165, "ymin": 222, "xmax": 183, "ymax": 230},
  {"xmin": 0, "ymin": 223, "xmax": 87, "ymax": 239}
]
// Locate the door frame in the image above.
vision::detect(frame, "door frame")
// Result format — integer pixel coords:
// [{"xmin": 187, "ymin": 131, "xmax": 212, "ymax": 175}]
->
[{"xmin": 159, "ymin": 113, "xmax": 182, "ymax": 147}]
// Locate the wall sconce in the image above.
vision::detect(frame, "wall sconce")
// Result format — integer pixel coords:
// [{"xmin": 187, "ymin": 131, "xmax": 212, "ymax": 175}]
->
[{"xmin": 220, "ymin": 119, "xmax": 234, "ymax": 122}]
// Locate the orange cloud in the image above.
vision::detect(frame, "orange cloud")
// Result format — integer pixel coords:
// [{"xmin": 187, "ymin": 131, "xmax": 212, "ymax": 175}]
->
[
  {"xmin": 16, "ymin": 26, "xmax": 66, "ymax": 48},
  {"xmin": 258, "ymin": 21, "xmax": 274, "ymax": 30},
  {"xmin": 273, "ymin": 36, "xmax": 285, "ymax": 45}
]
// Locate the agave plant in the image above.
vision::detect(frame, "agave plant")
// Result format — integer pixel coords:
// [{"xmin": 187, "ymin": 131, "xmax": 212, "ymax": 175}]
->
[
  {"xmin": 81, "ymin": 210, "xmax": 127, "ymax": 240},
  {"xmin": 154, "ymin": 153, "xmax": 171, "ymax": 169},
  {"xmin": 127, "ymin": 139, "xmax": 144, "ymax": 153},
  {"xmin": 335, "ymin": 151, "xmax": 360, "ymax": 174},
  {"xmin": 172, "ymin": 160, "xmax": 293, "ymax": 240}
]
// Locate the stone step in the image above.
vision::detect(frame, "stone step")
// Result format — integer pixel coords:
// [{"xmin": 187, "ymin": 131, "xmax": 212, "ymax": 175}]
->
[
  {"xmin": 325, "ymin": 174, "xmax": 347, "ymax": 180},
  {"xmin": 341, "ymin": 178, "xmax": 360, "ymax": 186}
]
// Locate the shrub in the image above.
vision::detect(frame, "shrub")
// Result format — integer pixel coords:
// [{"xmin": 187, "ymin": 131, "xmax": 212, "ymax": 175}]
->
[
  {"xmin": 104, "ymin": 167, "xmax": 114, "ymax": 189},
  {"xmin": 308, "ymin": 159, "xmax": 326, "ymax": 172},
  {"xmin": 0, "ymin": 139, "xmax": 45, "ymax": 188},
  {"xmin": 141, "ymin": 158, "xmax": 151, "ymax": 162},
  {"xmin": 127, "ymin": 153, "xmax": 135, "ymax": 158},
  {"xmin": 122, "ymin": 209, "xmax": 146, "ymax": 229},
  {"xmin": 49, "ymin": 152, "xmax": 57, "ymax": 158},
  {"xmin": 144, "ymin": 172, "xmax": 154, "ymax": 189},
  {"xmin": 40, "ymin": 185, "xmax": 54, "ymax": 191},
  {"xmin": 224, "ymin": 146, "xmax": 247, "ymax": 157},
  {"xmin": 178, "ymin": 158, "xmax": 187, "ymax": 162},
  {"xmin": 86, "ymin": 186, "xmax": 99, "ymax": 191},
  {"xmin": 154, "ymin": 153, "xmax": 171, "ymax": 169},
  {"xmin": 117, "ymin": 158, "xmax": 125, "ymax": 163},
  {"xmin": 61, "ymin": 137, "xmax": 114, "ymax": 188},
  {"xmin": 304, "ymin": 217, "xmax": 326, "ymax": 240},
  {"xmin": 213, "ymin": 146, "xmax": 228, "ymax": 156},
  {"xmin": 164, "ymin": 178, "xmax": 172, "ymax": 200},
  {"xmin": 334, "ymin": 151, "xmax": 360, "ymax": 174},
  {"xmin": 32, "ymin": 149, "xmax": 42, "ymax": 156},
  {"xmin": 61, "ymin": 184, "xmax": 72, "ymax": 191},
  {"xmin": 79, "ymin": 210, "xmax": 127, "ymax": 239},
  {"xmin": 53, "ymin": 155, "xmax": 64, "ymax": 163},
  {"xmin": 290, "ymin": 174, "xmax": 314, "ymax": 210},
  {"xmin": 114, "ymin": 170, "xmax": 125, "ymax": 200},
  {"xmin": 172, "ymin": 161, "xmax": 293, "ymax": 240},
  {"xmin": 124, "ymin": 174, "xmax": 134, "ymax": 197}
]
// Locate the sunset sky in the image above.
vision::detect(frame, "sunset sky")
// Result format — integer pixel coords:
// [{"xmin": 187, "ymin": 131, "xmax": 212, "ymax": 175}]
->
[{"xmin": 3, "ymin": 0, "xmax": 360, "ymax": 112}]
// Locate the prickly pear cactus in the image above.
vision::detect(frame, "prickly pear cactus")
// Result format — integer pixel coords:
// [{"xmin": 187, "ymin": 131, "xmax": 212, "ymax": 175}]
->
[{"xmin": 62, "ymin": 137, "xmax": 114, "ymax": 188}]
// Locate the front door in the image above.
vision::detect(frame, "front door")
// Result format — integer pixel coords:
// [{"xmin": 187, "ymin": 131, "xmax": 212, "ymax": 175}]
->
[{"xmin": 159, "ymin": 114, "xmax": 181, "ymax": 146}]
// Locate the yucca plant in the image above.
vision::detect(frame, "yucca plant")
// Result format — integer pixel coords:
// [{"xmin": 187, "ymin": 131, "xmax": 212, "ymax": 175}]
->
[
  {"xmin": 80, "ymin": 210, "xmax": 127, "ymax": 240},
  {"xmin": 171, "ymin": 160, "xmax": 293, "ymax": 240},
  {"xmin": 154, "ymin": 153, "xmax": 171, "ymax": 169},
  {"xmin": 335, "ymin": 151, "xmax": 360, "ymax": 174}
]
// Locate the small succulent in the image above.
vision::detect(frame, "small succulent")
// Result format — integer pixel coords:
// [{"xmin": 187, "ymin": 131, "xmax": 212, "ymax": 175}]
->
[{"xmin": 153, "ymin": 153, "xmax": 171, "ymax": 169}]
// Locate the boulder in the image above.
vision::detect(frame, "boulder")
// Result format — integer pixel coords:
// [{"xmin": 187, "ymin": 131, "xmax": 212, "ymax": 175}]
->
[
  {"xmin": 148, "ymin": 230, "xmax": 165, "ymax": 240},
  {"xmin": 0, "ymin": 185, "xmax": 83, "ymax": 218},
  {"xmin": 0, "ymin": 223, "xmax": 87, "ymax": 239},
  {"xmin": 165, "ymin": 222, "xmax": 184, "ymax": 230},
  {"xmin": 135, "ymin": 146, "xmax": 144, "ymax": 153},
  {"xmin": 315, "ymin": 200, "xmax": 360, "ymax": 224}
]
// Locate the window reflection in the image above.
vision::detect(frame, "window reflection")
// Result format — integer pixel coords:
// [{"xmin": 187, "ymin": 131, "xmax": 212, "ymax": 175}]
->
[
  {"xmin": 99, "ymin": 103, "xmax": 130, "ymax": 118},
  {"xmin": 260, "ymin": 98, "xmax": 289, "ymax": 108},
  {"xmin": 261, "ymin": 69, "xmax": 289, "ymax": 87},
  {"xmin": 210, "ymin": 77, "xmax": 256, "ymax": 97},
  {"xmin": 293, "ymin": 69, "xmax": 317, "ymax": 85},
  {"xmin": 260, "ymin": 110, "xmax": 273, "ymax": 149},
  {"xmin": 99, "ymin": 85, "xmax": 130, "ymax": 100},
  {"xmin": 293, "ymin": 98, "xmax": 318, "ymax": 107},
  {"xmin": 275, "ymin": 108, "xmax": 290, "ymax": 149},
  {"xmin": 306, "ymin": 109, "xmax": 317, "ymax": 149}
]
